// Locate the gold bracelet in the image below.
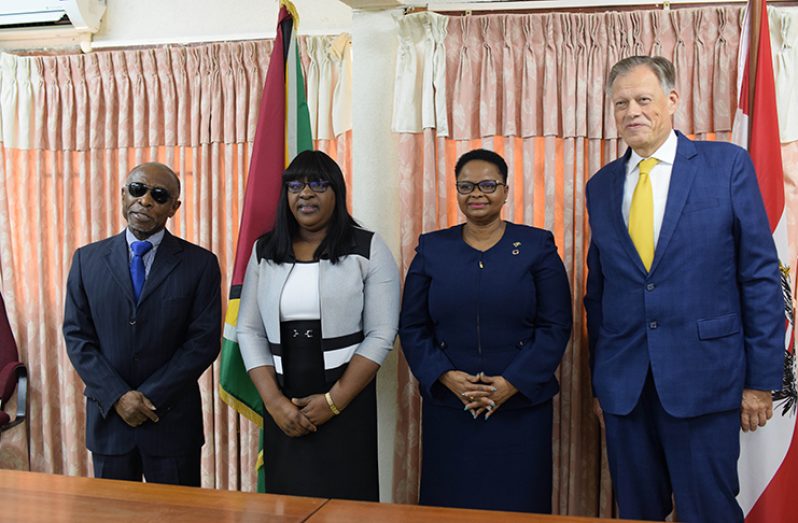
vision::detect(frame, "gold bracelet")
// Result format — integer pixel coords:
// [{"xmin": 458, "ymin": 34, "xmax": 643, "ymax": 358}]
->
[{"xmin": 324, "ymin": 392, "xmax": 341, "ymax": 416}]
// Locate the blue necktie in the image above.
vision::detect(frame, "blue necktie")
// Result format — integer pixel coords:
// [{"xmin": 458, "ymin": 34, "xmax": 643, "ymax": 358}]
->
[{"xmin": 130, "ymin": 240, "xmax": 153, "ymax": 302}]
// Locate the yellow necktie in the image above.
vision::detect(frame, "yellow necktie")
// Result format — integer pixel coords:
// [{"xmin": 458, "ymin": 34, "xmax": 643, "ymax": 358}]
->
[{"xmin": 628, "ymin": 157, "xmax": 658, "ymax": 271}]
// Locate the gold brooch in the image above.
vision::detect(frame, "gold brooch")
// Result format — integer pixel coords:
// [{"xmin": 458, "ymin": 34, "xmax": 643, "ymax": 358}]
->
[{"xmin": 512, "ymin": 241, "xmax": 521, "ymax": 255}]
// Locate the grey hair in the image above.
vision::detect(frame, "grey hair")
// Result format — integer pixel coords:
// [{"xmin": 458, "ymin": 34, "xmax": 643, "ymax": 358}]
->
[{"xmin": 606, "ymin": 56, "xmax": 676, "ymax": 94}]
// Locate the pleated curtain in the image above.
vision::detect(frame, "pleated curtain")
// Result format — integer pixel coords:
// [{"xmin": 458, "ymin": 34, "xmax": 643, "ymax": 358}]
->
[
  {"xmin": 391, "ymin": 5, "xmax": 797, "ymax": 516},
  {"xmin": 0, "ymin": 34, "xmax": 353, "ymax": 491}
]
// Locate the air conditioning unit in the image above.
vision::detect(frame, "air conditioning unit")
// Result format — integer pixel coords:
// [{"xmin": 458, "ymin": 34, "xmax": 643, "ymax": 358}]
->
[
  {"xmin": 0, "ymin": 0, "xmax": 107, "ymax": 52},
  {"xmin": 0, "ymin": 0, "xmax": 107, "ymax": 50}
]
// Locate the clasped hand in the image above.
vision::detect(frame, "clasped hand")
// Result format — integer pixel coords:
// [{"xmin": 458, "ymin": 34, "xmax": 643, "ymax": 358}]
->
[
  {"xmin": 267, "ymin": 394, "xmax": 338, "ymax": 437},
  {"xmin": 440, "ymin": 370, "xmax": 517, "ymax": 420},
  {"xmin": 114, "ymin": 390, "xmax": 159, "ymax": 427}
]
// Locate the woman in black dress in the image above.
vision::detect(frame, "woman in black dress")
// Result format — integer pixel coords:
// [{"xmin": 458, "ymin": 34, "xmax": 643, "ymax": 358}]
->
[{"xmin": 236, "ymin": 150, "xmax": 400, "ymax": 500}]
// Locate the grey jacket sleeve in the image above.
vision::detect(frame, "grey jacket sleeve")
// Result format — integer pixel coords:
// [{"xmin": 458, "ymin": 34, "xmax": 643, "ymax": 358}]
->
[
  {"xmin": 236, "ymin": 248, "xmax": 274, "ymax": 371},
  {"xmin": 354, "ymin": 232, "xmax": 400, "ymax": 365}
]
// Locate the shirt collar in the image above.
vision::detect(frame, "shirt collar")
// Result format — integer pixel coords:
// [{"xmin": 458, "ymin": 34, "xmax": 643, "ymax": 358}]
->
[
  {"xmin": 125, "ymin": 228, "xmax": 165, "ymax": 249},
  {"xmin": 628, "ymin": 129, "xmax": 678, "ymax": 171}
]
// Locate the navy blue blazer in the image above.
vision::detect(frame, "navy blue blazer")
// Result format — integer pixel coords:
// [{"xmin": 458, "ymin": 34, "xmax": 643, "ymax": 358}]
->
[
  {"xmin": 399, "ymin": 222, "xmax": 572, "ymax": 410},
  {"xmin": 584, "ymin": 132, "xmax": 783, "ymax": 418},
  {"xmin": 63, "ymin": 230, "xmax": 221, "ymax": 456}
]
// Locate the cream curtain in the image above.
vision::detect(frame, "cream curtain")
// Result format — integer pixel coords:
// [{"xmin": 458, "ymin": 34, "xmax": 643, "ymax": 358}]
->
[
  {"xmin": 392, "ymin": 6, "xmax": 747, "ymax": 516},
  {"xmin": 0, "ymin": 35, "xmax": 352, "ymax": 491},
  {"xmin": 771, "ymin": 8, "xmax": 798, "ymax": 278}
]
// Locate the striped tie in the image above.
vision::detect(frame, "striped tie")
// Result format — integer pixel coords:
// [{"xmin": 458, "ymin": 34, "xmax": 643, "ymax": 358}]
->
[{"xmin": 628, "ymin": 158, "xmax": 658, "ymax": 271}]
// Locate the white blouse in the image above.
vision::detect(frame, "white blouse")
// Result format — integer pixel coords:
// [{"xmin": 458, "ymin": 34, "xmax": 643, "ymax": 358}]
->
[{"xmin": 279, "ymin": 262, "xmax": 321, "ymax": 321}]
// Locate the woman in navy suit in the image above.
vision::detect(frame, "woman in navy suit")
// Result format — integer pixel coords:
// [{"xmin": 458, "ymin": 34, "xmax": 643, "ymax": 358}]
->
[{"xmin": 399, "ymin": 149, "xmax": 572, "ymax": 513}]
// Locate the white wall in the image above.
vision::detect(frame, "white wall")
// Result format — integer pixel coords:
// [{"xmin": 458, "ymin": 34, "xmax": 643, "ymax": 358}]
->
[
  {"xmin": 92, "ymin": 0, "xmax": 353, "ymax": 48},
  {"xmin": 350, "ymin": 8, "xmax": 403, "ymax": 503}
]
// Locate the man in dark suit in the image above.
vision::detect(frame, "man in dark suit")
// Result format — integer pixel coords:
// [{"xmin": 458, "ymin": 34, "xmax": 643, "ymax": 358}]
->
[
  {"xmin": 64, "ymin": 162, "xmax": 221, "ymax": 486},
  {"xmin": 585, "ymin": 56, "xmax": 783, "ymax": 522}
]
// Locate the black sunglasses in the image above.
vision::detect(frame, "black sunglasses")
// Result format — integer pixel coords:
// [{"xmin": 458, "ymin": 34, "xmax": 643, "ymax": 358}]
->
[
  {"xmin": 285, "ymin": 180, "xmax": 332, "ymax": 194},
  {"xmin": 455, "ymin": 180, "xmax": 506, "ymax": 195},
  {"xmin": 126, "ymin": 182, "xmax": 173, "ymax": 204}
]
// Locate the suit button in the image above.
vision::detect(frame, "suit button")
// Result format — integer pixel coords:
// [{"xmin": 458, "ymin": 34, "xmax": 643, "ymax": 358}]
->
[
  {"xmin": 649, "ymin": 321, "xmax": 658, "ymax": 329},
  {"xmin": 646, "ymin": 283, "xmax": 655, "ymax": 291},
  {"xmin": 439, "ymin": 341, "xmax": 446, "ymax": 349},
  {"xmin": 129, "ymin": 319, "xmax": 136, "ymax": 325},
  {"xmin": 517, "ymin": 340, "xmax": 525, "ymax": 347}
]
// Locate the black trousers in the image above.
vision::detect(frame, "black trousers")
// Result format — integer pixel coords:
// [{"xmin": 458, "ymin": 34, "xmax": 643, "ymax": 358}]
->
[{"xmin": 92, "ymin": 447, "xmax": 201, "ymax": 487}]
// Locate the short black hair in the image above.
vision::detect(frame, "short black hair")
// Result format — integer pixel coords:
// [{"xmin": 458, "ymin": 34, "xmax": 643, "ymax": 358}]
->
[
  {"xmin": 260, "ymin": 150, "xmax": 357, "ymax": 264},
  {"xmin": 454, "ymin": 149, "xmax": 508, "ymax": 183}
]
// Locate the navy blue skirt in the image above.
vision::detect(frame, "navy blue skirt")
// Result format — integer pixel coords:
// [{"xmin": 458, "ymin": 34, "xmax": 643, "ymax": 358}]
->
[{"xmin": 419, "ymin": 398, "xmax": 553, "ymax": 513}]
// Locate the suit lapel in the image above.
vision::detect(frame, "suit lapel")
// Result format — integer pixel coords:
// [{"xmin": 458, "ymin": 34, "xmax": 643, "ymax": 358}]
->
[
  {"xmin": 609, "ymin": 149, "xmax": 649, "ymax": 275},
  {"xmin": 138, "ymin": 230, "xmax": 183, "ymax": 306},
  {"xmin": 103, "ymin": 232, "xmax": 137, "ymax": 307},
  {"xmin": 649, "ymin": 132, "xmax": 697, "ymax": 275}
]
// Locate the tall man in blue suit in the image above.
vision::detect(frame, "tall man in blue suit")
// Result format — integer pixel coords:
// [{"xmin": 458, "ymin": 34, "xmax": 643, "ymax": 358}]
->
[
  {"xmin": 64, "ymin": 162, "xmax": 221, "ymax": 486},
  {"xmin": 585, "ymin": 56, "xmax": 783, "ymax": 522}
]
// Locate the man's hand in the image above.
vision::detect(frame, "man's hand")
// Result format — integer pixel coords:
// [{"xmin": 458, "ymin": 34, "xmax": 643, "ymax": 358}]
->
[
  {"xmin": 292, "ymin": 394, "xmax": 335, "ymax": 427},
  {"xmin": 741, "ymin": 389, "xmax": 773, "ymax": 432},
  {"xmin": 114, "ymin": 391, "xmax": 159, "ymax": 427},
  {"xmin": 266, "ymin": 396, "xmax": 317, "ymax": 437}
]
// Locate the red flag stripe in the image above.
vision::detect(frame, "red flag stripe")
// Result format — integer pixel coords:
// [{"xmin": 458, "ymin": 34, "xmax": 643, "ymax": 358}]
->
[
  {"xmin": 229, "ymin": 6, "xmax": 292, "ymax": 288},
  {"xmin": 747, "ymin": 0, "xmax": 785, "ymax": 232}
]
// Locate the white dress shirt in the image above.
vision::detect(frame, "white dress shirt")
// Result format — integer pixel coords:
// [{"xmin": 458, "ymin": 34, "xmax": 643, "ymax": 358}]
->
[{"xmin": 622, "ymin": 130, "xmax": 678, "ymax": 248}]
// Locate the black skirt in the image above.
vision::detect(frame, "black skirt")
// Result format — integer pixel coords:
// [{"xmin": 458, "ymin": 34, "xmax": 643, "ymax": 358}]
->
[{"xmin": 262, "ymin": 320, "xmax": 379, "ymax": 501}]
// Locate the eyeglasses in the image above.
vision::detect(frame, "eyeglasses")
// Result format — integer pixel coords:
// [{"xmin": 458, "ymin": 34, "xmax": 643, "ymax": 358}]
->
[
  {"xmin": 455, "ymin": 180, "xmax": 506, "ymax": 195},
  {"xmin": 285, "ymin": 180, "xmax": 332, "ymax": 194},
  {"xmin": 126, "ymin": 182, "xmax": 173, "ymax": 204}
]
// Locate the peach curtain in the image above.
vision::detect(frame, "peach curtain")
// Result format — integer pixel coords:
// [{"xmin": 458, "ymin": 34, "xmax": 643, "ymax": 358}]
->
[
  {"xmin": 0, "ymin": 35, "xmax": 352, "ymax": 491},
  {"xmin": 393, "ymin": 6, "xmax": 744, "ymax": 516}
]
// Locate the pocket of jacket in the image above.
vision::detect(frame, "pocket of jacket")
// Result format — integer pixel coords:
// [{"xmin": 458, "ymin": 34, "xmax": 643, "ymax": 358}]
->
[{"xmin": 697, "ymin": 313, "xmax": 740, "ymax": 340}]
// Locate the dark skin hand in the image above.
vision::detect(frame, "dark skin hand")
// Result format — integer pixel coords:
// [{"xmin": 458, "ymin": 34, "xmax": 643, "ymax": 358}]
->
[
  {"xmin": 440, "ymin": 370, "xmax": 518, "ymax": 420},
  {"xmin": 114, "ymin": 390, "xmax": 159, "ymax": 427},
  {"xmin": 249, "ymin": 366, "xmax": 317, "ymax": 437},
  {"xmin": 250, "ymin": 356, "xmax": 381, "ymax": 436},
  {"xmin": 292, "ymin": 355, "xmax": 380, "ymax": 426}
]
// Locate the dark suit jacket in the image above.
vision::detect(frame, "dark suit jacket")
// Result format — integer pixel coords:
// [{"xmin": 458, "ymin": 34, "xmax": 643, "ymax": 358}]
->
[
  {"xmin": 63, "ymin": 230, "xmax": 221, "ymax": 456},
  {"xmin": 399, "ymin": 222, "xmax": 572, "ymax": 410},
  {"xmin": 584, "ymin": 132, "xmax": 783, "ymax": 418}
]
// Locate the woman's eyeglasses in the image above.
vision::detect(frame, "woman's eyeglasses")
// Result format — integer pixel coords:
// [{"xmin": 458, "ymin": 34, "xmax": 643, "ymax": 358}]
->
[
  {"xmin": 285, "ymin": 180, "xmax": 332, "ymax": 194},
  {"xmin": 455, "ymin": 180, "xmax": 506, "ymax": 195},
  {"xmin": 126, "ymin": 182, "xmax": 172, "ymax": 204}
]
